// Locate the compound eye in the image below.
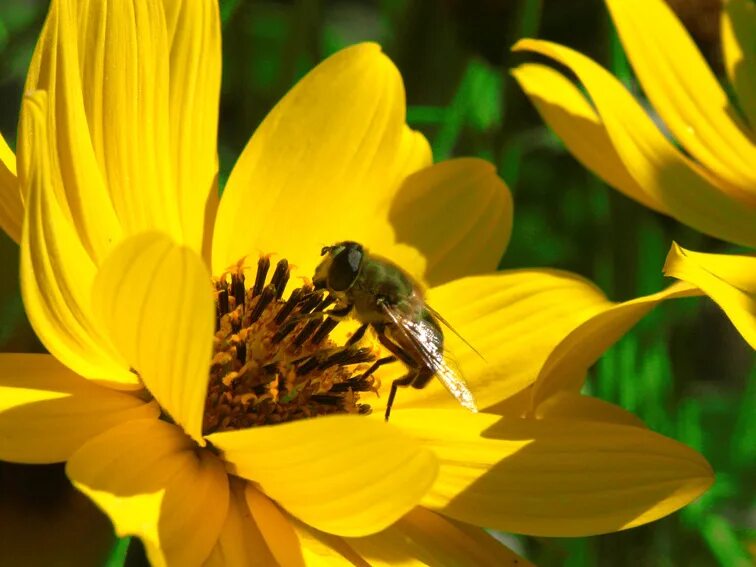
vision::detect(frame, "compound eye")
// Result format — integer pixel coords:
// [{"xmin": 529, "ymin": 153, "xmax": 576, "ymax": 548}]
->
[
  {"xmin": 320, "ymin": 246, "xmax": 330, "ymax": 257},
  {"xmin": 329, "ymin": 247, "xmax": 362, "ymax": 291}
]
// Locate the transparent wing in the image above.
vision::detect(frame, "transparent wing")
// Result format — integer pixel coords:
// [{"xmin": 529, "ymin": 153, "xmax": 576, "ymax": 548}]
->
[
  {"xmin": 424, "ymin": 303, "xmax": 486, "ymax": 362},
  {"xmin": 380, "ymin": 303, "xmax": 478, "ymax": 413}
]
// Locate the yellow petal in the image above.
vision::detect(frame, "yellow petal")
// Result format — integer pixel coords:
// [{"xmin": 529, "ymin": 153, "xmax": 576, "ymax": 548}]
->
[
  {"xmin": 22, "ymin": 0, "xmax": 122, "ymax": 263},
  {"xmin": 346, "ymin": 507, "xmax": 532, "ymax": 567},
  {"xmin": 513, "ymin": 39, "xmax": 756, "ymax": 248},
  {"xmin": 212, "ymin": 43, "xmax": 431, "ymax": 278},
  {"xmin": 394, "ymin": 270, "xmax": 618, "ymax": 411},
  {"xmin": 722, "ymin": 0, "xmax": 756, "ymax": 126},
  {"xmin": 511, "ymin": 62, "xmax": 667, "ymax": 213},
  {"xmin": 0, "ymin": 132, "xmax": 22, "ymax": 243},
  {"xmin": 379, "ymin": 271, "xmax": 696, "ymax": 415},
  {"xmin": 534, "ymin": 391, "xmax": 646, "ymax": 429},
  {"xmin": 19, "ymin": 92, "xmax": 137, "ymax": 388},
  {"xmin": 204, "ymin": 479, "xmax": 279, "ymax": 567},
  {"xmin": 394, "ymin": 409, "xmax": 713, "ymax": 537},
  {"xmin": 70, "ymin": 0, "xmax": 182, "ymax": 244},
  {"xmin": 161, "ymin": 0, "xmax": 221, "ymax": 256},
  {"xmin": 92, "ymin": 232, "xmax": 214, "ymax": 443},
  {"xmin": 66, "ymin": 419, "xmax": 228, "ymax": 567},
  {"xmin": 32, "ymin": 0, "xmax": 220, "ymax": 254},
  {"xmin": 0, "ymin": 354, "xmax": 159, "ymax": 464},
  {"xmin": 245, "ymin": 485, "xmax": 305, "ymax": 567},
  {"xmin": 606, "ymin": 0, "xmax": 756, "ymax": 197},
  {"xmin": 390, "ymin": 158, "xmax": 512, "ymax": 287},
  {"xmin": 664, "ymin": 243, "xmax": 756, "ymax": 349},
  {"xmin": 207, "ymin": 415, "xmax": 438, "ymax": 537},
  {"xmin": 530, "ymin": 281, "xmax": 697, "ymax": 408}
]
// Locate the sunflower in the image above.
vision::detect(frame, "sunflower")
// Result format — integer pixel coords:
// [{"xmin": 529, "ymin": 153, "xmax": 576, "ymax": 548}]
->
[
  {"xmin": 0, "ymin": 1, "xmax": 713, "ymax": 565},
  {"xmin": 512, "ymin": 0, "xmax": 756, "ymax": 350}
]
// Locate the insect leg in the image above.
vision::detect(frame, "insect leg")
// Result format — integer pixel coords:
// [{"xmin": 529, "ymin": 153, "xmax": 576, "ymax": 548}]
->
[
  {"xmin": 294, "ymin": 303, "xmax": 353, "ymax": 323},
  {"xmin": 326, "ymin": 304, "xmax": 353, "ymax": 317},
  {"xmin": 375, "ymin": 325, "xmax": 415, "ymax": 365},
  {"xmin": 374, "ymin": 325, "xmax": 422, "ymax": 421},
  {"xmin": 386, "ymin": 373, "xmax": 415, "ymax": 421},
  {"xmin": 358, "ymin": 355, "xmax": 397, "ymax": 380}
]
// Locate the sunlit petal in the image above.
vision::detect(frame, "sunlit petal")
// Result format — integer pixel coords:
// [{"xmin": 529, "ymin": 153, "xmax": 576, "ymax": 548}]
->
[
  {"xmin": 390, "ymin": 158, "xmax": 512, "ymax": 287},
  {"xmin": 213, "ymin": 43, "xmax": 431, "ymax": 278},
  {"xmin": 606, "ymin": 0, "xmax": 756, "ymax": 197},
  {"xmin": 0, "ymin": 354, "xmax": 159, "ymax": 464},
  {"xmin": 67, "ymin": 419, "xmax": 228, "ymax": 567},
  {"xmin": 71, "ymin": 0, "xmax": 182, "ymax": 244},
  {"xmin": 19, "ymin": 92, "xmax": 136, "ymax": 387},
  {"xmin": 511, "ymin": 62, "xmax": 666, "ymax": 213},
  {"xmin": 513, "ymin": 39, "xmax": 756, "ymax": 248},
  {"xmin": 207, "ymin": 415, "xmax": 438, "ymax": 537},
  {"xmin": 394, "ymin": 409, "xmax": 713, "ymax": 536},
  {"xmin": 722, "ymin": 0, "xmax": 756, "ymax": 126},
  {"xmin": 161, "ymin": 0, "xmax": 221, "ymax": 257},
  {"xmin": 23, "ymin": 0, "xmax": 122, "ymax": 263},
  {"xmin": 664, "ymin": 243, "xmax": 756, "ymax": 349},
  {"xmin": 92, "ymin": 232, "xmax": 214, "ymax": 443},
  {"xmin": 419, "ymin": 270, "xmax": 609, "ymax": 409},
  {"xmin": 0, "ymin": 133, "xmax": 22, "ymax": 243},
  {"xmin": 530, "ymin": 281, "xmax": 697, "ymax": 408}
]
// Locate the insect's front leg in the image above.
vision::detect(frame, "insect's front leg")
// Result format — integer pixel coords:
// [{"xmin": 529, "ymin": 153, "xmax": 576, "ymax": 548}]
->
[
  {"xmin": 374, "ymin": 325, "xmax": 428, "ymax": 421},
  {"xmin": 326, "ymin": 303, "xmax": 353, "ymax": 318},
  {"xmin": 289, "ymin": 302, "xmax": 352, "ymax": 336},
  {"xmin": 297, "ymin": 301, "xmax": 353, "ymax": 322}
]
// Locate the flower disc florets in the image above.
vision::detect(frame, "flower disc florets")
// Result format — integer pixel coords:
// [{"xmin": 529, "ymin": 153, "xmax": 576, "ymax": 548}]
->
[{"xmin": 203, "ymin": 256, "xmax": 379, "ymax": 434}]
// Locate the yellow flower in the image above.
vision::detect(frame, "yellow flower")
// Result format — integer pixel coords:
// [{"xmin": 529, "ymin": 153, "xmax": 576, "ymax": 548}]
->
[
  {"xmin": 512, "ymin": 0, "xmax": 756, "ymax": 349},
  {"xmin": 0, "ymin": 1, "xmax": 712, "ymax": 565}
]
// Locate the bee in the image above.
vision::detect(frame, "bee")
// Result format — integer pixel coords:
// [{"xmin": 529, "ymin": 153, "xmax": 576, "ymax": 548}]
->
[{"xmin": 313, "ymin": 241, "xmax": 478, "ymax": 421}]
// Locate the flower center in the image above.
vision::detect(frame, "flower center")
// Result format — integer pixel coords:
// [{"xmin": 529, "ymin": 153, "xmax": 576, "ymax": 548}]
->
[{"xmin": 202, "ymin": 256, "xmax": 378, "ymax": 434}]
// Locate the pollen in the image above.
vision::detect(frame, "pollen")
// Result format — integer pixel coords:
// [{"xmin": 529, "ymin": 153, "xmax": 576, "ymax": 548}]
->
[{"xmin": 202, "ymin": 256, "xmax": 379, "ymax": 434}]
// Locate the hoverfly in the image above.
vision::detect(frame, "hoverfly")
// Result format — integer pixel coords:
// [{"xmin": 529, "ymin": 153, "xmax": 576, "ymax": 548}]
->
[{"xmin": 313, "ymin": 241, "xmax": 478, "ymax": 420}]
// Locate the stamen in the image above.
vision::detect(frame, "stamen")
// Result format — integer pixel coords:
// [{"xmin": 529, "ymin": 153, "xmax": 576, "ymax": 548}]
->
[
  {"xmin": 272, "ymin": 318, "xmax": 299, "ymax": 344},
  {"xmin": 298, "ymin": 290, "xmax": 325, "ymax": 314},
  {"xmin": 231, "ymin": 273, "xmax": 245, "ymax": 306},
  {"xmin": 317, "ymin": 346, "xmax": 374, "ymax": 370},
  {"xmin": 218, "ymin": 288, "xmax": 229, "ymax": 316},
  {"xmin": 270, "ymin": 259, "xmax": 290, "ymax": 299},
  {"xmin": 311, "ymin": 317, "xmax": 339, "ymax": 345},
  {"xmin": 293, "ymin": 317, "xmax": 323, "ymax": 347},
  {"xmin": 275, "ymin": 287, "xmax": 302, "ymax": 324},
  {"xmin": 203, "ymin": 255, "xmax": 378, "ymax": 434},
  {"xmin": 252, "ymin": 256, "xmax": 270, "ymax": 297},
  {"xmin": 249, "ymin": 284, "xmax": 276, "ymax": 324},
  {"xmin": 315, "ymin": 294, "xmax": 335, "ymax": 311}
]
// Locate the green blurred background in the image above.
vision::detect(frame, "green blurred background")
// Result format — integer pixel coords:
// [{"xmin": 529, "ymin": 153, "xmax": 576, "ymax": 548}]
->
[{"xmin": 0, "ymin": 0, "xmax": 753, "ymax": 565}]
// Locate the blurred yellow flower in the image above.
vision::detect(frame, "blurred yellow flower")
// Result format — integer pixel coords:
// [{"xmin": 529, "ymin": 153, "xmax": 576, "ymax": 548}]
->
[
  {"xmin": 0, "ymin": 0, "xmax": 713, "ymax": 564},
  {"xmin": 512, "ymin": 0, "xmax": 756, "ymax": 349}
]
